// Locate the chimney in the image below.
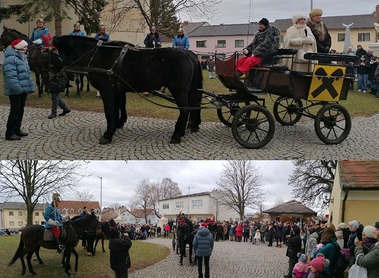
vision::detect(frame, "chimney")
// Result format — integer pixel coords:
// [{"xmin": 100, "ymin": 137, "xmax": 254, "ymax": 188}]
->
[{"xmin": 376, "ymin": 5, "xmax": 379, "ymax": 23}]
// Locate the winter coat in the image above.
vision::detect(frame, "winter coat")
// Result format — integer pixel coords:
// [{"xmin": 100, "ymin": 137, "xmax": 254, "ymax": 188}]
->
[
  {"xmin": 3, "ymin": 48, "xmax": 34, "ymax": 96},
  {"xmin": 354, "ymin": 245, "xmax": 379, "ymax": 278},
  {"xmin": 193, "ymin": 226, "xmax": 214, "ymax": 257},
  {"xmin": 69, "ymin": 30, "xmax": 86, "ymax": 36},
  {"xmin": 313, "ymin": 238, "xmax": 340, "ymax": 278},
  {"xmin": 144, "ymin": 32, "xmax": 162, "ymax": 48},
  {"xmin": 274, "ymin": 225, "xmax": 283, "ymax": 240},
  {"xmin": 266, "ymin": 227, "xmax": 275, "ymax": 241},
  {"xmin": 172, "ymin": 34, "xmax": 190, "ymax": 50},
  {"xmin": 305, "ymin": 231, "xmax": 319, "ymax": 259},
  {"xmin": 235, "ymin": 224, "xmax": 243, "ymax": 237},
  {"xmin": 283, "ymin": 23, "xmax": 317, "ymax": 72},
  {"xmin": 335, "ymin": 230, "xmax": 344, "ymax": 249},
  {"xmin": 286, "ymin": 228, "xmax": 302, "ymax": 259},
  {"xmin": 109, "ymin": 237, "xmax": 132, "ymax": 271},
  {"xmin": 245, "ymin": 25, "xmax": 280, "ymax": 58},
  {"xmin": 307, "ymin": 20, "xmax": 331, "ymax": 53}
]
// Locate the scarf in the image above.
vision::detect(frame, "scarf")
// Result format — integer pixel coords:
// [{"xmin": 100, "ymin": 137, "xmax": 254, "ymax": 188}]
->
[{"xmin": 308, "ymin": 19, "xmax": 326, "ymax": 41}]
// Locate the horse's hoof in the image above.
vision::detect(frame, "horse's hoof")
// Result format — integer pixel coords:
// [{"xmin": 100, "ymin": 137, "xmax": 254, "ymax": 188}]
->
[
  {"xmin": 99, "ymin": 137, "xmax": 112, "ymax": 144},
  {"xmin": 169, "ymin": 138, "xmax": 181, "ymax": 144},
  {"xmin": 189, "ymin": 127, "xmax": 199, "ymax": 132}
]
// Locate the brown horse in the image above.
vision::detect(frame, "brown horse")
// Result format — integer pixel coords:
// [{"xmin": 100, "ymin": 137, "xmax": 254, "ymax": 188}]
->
[
  {"xmin": 0, "ymin": 26, "xmax": 46, "ymax": 97},
  {"xmin": 8, "ymin": 213, "xmax": 99, "ymax": 276}
]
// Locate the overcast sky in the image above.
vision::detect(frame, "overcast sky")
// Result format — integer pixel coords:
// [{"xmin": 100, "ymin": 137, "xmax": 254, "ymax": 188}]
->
[
  {"xmin": 75, "ymin": 160, "xmax": 296, "ymax": 212},
  {"xmin": 181, "ymin": 0, "xmax": 378, "ymax": 25}
]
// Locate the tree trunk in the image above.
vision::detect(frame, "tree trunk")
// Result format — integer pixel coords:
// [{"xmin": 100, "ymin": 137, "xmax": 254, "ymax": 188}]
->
[{"xmin": 53, "ymin": 0, "xmax": 63, "ymax": 36}]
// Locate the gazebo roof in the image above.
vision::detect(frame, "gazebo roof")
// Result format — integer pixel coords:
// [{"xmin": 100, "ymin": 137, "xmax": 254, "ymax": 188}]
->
[{"xmin": 263, "ymin": 200, "xmax": 317, "ymax": 215}]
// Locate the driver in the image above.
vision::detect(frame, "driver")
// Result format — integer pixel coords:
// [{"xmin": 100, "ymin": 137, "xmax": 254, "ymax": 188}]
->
[{"xmin": 44, "ymin": 193, "xmax": 65, "ymax": 253}]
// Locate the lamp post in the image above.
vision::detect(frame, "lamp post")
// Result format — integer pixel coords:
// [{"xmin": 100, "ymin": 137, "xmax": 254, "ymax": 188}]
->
[
  {"xmin": 187, "ymin": 186, "xmax": 193, "ymax": 218},
  {"xmin": 310, "ymin": 0, "xmax": 313, "ymax": 10},
  {"xmin": 98, "ymin": 176, "xmax": 102, "ymax": 221}
]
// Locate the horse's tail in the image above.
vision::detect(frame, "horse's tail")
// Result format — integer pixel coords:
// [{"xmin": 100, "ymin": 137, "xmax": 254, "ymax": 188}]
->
[
  {"xmin": 195, "ymin": 54, "xmax": 203, "ymax": 90},
  {"xmin": 8, "ymin": 234, "xmax": 24, "ymax": 266}
]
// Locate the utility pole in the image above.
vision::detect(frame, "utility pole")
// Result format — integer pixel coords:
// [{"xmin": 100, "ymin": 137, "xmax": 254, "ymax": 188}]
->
[{"xmin": 98, "ymin": 176, "xmax": 102, "ymax": 221}]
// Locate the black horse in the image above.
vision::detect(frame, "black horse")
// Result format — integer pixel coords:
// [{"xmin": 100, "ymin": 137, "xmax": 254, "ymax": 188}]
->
[
  {"xmin": 176, "ymin": 216, "xmax": 195, "ymax": 266},
  {"xmin": 0, "ymin": 27, "xmax": 47, "ymax": 97},
  {"xmin": 52, "ymin": 35, "xmax": 203, "ymax": 145},
  {"xmin": 93, "ymin": 219, "xmax": 117, "ymax": 254},
  {"xmin": 8, "ymin": 214, "xmax": 99, "ymax": 276}
]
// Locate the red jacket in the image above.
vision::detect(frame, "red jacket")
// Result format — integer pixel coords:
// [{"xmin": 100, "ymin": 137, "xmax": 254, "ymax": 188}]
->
[{"xmin": 235, "ymin": 224, "xmax": 243, "ymax": 237}]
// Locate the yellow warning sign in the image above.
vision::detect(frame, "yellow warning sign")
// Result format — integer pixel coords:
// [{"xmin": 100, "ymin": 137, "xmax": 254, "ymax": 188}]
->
[{"xmin": 308, "ymin": 65, "xmax": 346, "ymax": 101}]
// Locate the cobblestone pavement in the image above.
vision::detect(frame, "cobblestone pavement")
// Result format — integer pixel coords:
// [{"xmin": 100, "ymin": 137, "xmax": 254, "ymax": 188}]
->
[
  {"xmin": 129, "ymin": 237, "xmax": 288, "ymax": 278},
  {"xmin": 0, "ymin": 106, "xmax": 378, "ymax": 160}
]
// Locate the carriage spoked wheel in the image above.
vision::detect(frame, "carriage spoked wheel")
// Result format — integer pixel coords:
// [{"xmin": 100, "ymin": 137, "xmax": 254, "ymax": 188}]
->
[
  {"xmin": 314, "ymin": 103, "xmax": 351, "ymax": 144},
  {"xmin": 217, "ymin": 101, "xmax": 250, "ymax": 127},
  {"xmin": 231, "ymin": 105, "xmax": 275, "ymax": 149},
  {"xmin": 273, "ymin": 96, "xmax": 303, "ymax": 125}
]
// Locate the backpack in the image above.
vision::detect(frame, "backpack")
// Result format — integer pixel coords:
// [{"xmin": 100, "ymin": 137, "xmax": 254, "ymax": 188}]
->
[{"xmin": 332, "ymin": 242, "xmax": 350, "ymax": 278}]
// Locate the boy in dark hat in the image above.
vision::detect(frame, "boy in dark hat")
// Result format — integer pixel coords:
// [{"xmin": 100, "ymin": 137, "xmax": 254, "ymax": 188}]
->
[{"xmin": 235, "ymin": 18, "xmax": 280, "ymax": 78}]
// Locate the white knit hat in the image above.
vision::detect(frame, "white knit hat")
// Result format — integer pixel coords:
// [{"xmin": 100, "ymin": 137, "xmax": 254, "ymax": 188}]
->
[
  {"xmin": 11, "ymin": 39, "xmax": 28, "ymax": 50},
  {"xmin": 292, "ymin": 12, "xmax": 308, "ymax": 24}
]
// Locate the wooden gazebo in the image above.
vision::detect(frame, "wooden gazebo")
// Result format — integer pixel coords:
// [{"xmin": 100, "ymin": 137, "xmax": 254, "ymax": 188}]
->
[{"xmin": 263, "ymin": 200, "xmax": 317, "ymax": 224}]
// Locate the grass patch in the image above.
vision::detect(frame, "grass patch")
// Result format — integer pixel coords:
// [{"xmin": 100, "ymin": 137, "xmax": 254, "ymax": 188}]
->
[
  {"xmin": 0, "ymin": 70, "xmax": 378, "ymax": 121},
  {"xmin": 0, "ymin": 235, "xmax": 169, "ymax": 277}
]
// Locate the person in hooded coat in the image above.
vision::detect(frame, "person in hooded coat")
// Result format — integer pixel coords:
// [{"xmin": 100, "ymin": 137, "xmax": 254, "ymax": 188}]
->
[
  {"xmin": 3, "ymin": 39, "xmax": 34, "ymax": 141},
  {"xmin": 193, "ymin": 223, "xmax": 214, "ymax": 278},
  {"xmin": 283, "ymin": 11, "xmax": 317, "ymax": 72},
  {"xmin": 305, "ymin": 227, "xmax": 319, "ymax": 259}
]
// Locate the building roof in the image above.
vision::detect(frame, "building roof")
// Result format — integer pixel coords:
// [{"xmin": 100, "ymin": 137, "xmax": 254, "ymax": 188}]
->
[
  {"xmin": 0, "ymin": 202, "xmax": 45, "ymax": 210},
  {"xmin": 58, "ymin": 201, "xmax": 100, "ymax": 215},
  {"xmin": 339, "ymin": 160, "xmax": 379, "ymax": 189},
  {"xmin": 187, "ymin": 13, "xmax": 376, "ymax": 37},
  {"xmin": 159, "ymin": 191, "xmax": 211, "ymax": 201},
  {"xmin": 182, "ymin": 21, "xmax": 210, "ymax": 35},
  {"xmin": 263, "ymin": 200, "xmax": 317, "ymax": 215}
]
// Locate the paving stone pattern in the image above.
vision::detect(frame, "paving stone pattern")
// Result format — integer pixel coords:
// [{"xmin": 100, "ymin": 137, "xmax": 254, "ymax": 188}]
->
[
  {"xmin": 130, "ymin": 237, "xmax": 288, "ymax": 278},
  {"xmin": 0, "ymin": 107, "xmax": 378, "ymax": 160}
]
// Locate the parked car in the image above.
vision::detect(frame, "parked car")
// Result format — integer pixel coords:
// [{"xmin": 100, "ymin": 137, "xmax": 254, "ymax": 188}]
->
[{"xmin": 0, "ymin": 228, "xmax": 7, "ymax": 235}]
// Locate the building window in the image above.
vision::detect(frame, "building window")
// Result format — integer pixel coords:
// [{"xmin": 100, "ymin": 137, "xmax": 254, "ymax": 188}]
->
[
  {"xmin": 338, "ymin": 33, "xmax": 345, "ymax": 42},
  {"xmin": 358, "ymin": 33, "xmax": 370, "ymax": 42},
  {"xmin": 175, "ymin": 201, "xmax": 184, "ymax": 209},
  {"xmin": 9, "ymin": 211, "xmax": 14, "ymax": 216},
  {"xmin": 18, "ymin": 211, "xmax": 23, "ymax": 216},
  {"xmin": 196, "ymin": 40, "xmax": 206, "ymax": 48},
  {"xmin": 162, "ymin": 203, "xmax": 169, "ymax": 209},
  {"xmin": 192, "ymin": 199, "xmax": 203, "ymax": 209},
  {"xmin": 235, "ymin": 40, "xmax": 244, "ymax": 48},
  {"xmin": 9, "ymin": 221, "xmax": 14, "ymax": 226},
  {"xmin": 35, "ymin": 212, "xmax": 39, "ymax": 216},
  {"xmin": 18, "ymin": 221, "xmax": 23, "ymax": 226},
  {"xmin": 217, "ymin": 40, "xmax": 226, "ymax": 48}
]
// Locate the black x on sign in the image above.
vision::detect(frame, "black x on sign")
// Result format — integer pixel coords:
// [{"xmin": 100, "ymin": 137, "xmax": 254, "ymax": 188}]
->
[{"xmin": 308, "ymin": 65, "xmax": 345, "ymax": 101}]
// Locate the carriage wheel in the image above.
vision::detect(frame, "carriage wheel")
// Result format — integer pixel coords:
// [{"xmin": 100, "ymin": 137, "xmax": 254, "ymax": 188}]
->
[
  {"xmin": 314, "ymin": 103, "xmax": 351, "ymax": 144},
  {"xmin": 273, "ymin": 96, "xmax": 303, "ymax": 125},
  {"xmin": 217, "ymin": 101, "xmax": 250, "ymax": 127},
  {"xmin": 231, "ymin": 105, "xmax": 275, "ymax": 149}
]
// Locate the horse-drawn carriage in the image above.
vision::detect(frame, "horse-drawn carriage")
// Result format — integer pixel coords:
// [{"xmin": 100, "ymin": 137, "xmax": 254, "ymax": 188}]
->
[
  {"xmin": 0, "ymin": 28, "xmax": 357, "ymax": 149},
  {"xmin": 198, "ymin": 49, "xmax": 358, "ymax": 148}
]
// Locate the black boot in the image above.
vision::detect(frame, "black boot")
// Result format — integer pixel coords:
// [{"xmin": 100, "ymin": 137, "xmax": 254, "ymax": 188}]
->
[{"xmin": 55, "ymin": 238, "xmax": 65, "ymax": 253}]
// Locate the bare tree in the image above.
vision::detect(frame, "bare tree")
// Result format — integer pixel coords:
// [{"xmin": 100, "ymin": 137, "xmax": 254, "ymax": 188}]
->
[
  {"xmin": 0, "ymin": 160, "xmax": 87, "ymax": 225},
  {"xmin": 216, "ymin": 161, "xmax": 265, "ymax": 220},
  {"xmin": 289, "ymin": 160, "xmax": 337, "ymax": 210},
  {"xmin": 69, "ymin": 189, "xmax": 94, "ymax": 202},
  {"xmin": 134, "ymin": 178, "xmax": 154, "ymax": 224},
  {"xmin": 149, "ymin": 177, "xmax": 182, "ymax": 216}
]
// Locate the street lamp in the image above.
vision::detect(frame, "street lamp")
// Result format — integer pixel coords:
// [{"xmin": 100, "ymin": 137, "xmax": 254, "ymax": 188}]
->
[
  {"xmin": 310, "ymin": 0, "xmax": 313, "ymax": 10},
  {"xmin": 98, "ymin": 176, "xmax": 102, "ymax": 221}
]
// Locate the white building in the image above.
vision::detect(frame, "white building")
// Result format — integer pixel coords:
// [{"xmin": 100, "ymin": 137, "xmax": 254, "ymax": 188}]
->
[{"xmin": 159, "ymin": 190, "xmax": 240, "ymax": 223}]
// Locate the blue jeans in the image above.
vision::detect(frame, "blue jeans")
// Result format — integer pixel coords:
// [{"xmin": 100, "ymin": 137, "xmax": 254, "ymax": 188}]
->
[{"xmin": 357, "ymin": 73, "xmax": 368, "ymax": 91}]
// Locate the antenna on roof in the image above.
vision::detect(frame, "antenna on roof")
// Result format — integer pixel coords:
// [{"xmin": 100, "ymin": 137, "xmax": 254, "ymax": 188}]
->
[{"xmin": 247, "ymin": 0, "xmax": 253, "ymax": 42}]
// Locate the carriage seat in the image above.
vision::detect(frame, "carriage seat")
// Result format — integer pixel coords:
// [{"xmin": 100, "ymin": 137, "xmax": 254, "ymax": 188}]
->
[{"xmin": 303, "ymin": 52, "xmax": 359, "ymax": 65}]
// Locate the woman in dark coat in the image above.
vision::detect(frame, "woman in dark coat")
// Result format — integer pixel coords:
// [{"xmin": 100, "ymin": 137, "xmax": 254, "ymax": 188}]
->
[{"xmin": 284, "ymin": 225, "xmax": 302, "ymax": 278}]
